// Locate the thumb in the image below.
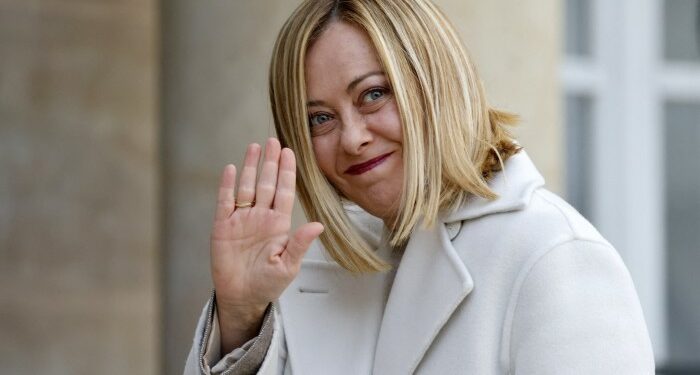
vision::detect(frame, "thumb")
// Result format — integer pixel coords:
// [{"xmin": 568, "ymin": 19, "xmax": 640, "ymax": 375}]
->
[{"xmin": 282, "ymin": 222, "xmax": 324, "ymax": 265}]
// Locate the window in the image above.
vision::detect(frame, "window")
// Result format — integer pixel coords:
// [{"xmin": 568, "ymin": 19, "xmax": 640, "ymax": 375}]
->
[{"xmin": 563, "ymin": 0, "xmax": 700, "ymax": 371}]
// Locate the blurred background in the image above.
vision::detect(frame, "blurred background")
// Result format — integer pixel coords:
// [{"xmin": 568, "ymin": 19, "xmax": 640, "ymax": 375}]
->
[{"xmin": 0, "ymin": 0, "xmax": 697, "ymax": 373}]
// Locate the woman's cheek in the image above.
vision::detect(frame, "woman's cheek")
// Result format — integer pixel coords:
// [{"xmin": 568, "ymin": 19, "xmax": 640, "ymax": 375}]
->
[
  {"xmin": 311, "ymin": 139, "xmax": 337, "ymax": 177},
  {"xmin": 370, "ymin": 102, "xmax": 403, "ymax": 141}
]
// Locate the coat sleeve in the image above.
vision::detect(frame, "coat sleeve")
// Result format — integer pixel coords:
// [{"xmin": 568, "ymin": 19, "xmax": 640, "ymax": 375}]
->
[
  {"xmin": 505, "ymin": 240, "xmax": 655, "ymax": 374},
  {"xmin": 183, "ymin": 293, "xmax": 288, "ymax": 375}
]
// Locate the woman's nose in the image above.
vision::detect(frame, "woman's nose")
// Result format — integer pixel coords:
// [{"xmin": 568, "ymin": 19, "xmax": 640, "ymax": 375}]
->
[{"xmin": 340, "ymin": 113, "xmax": 372, "ymax": 155}]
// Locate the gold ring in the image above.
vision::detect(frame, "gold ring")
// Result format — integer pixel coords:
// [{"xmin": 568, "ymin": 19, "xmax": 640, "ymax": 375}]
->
[{"xmin": 235, "ymin": 201, "xmax": 254, "ymax": 208}]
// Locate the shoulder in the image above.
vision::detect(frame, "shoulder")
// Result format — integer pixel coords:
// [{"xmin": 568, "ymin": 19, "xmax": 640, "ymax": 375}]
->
[
  {"xmin": 446, "ymin": 151, "xmax": 610, "ymax": 258},
  {"xmin": 515, "ymin": 187, "xmax": 619, "ymax": 270},
  {"xmin": 453, "ymin": 186, "xmax": 612, "ymax": 266},
  {"xmin": 528, "ymin": 188, "xmax": 606, "ymax": 244},
  {"xmin": 498, "ymin": 189, "xmax": 636, "ymax": 312},
  {"xmin": 499, "ymin": 235, "xmax": 654, "ymax": 373},
  {"xmin": 452, "ymin": 187, "xmax": 641, "ymax": 321},
  {"xmin": 480, "ymin": 191, "xmax": 655, "ymax": 372}
]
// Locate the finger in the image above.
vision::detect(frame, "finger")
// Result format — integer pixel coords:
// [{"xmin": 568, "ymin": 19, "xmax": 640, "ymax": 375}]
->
[
  {"xmin": 278, "ymin": 222, "xmax": 324, "ymax": 265},
  {"xmin": 255, "ymin": 138, "xmax": 281, "ymax": 208},
  {"xmin": 215, "ymin": 164, "xmax": 237, "ymax": 220},
  {"xmin": 236, "ymin": 143, "xmax": 261, "ymax": 207},
  {"xmin": 272, "ymin": 148, "xmax": 296, "ymax": 215}
]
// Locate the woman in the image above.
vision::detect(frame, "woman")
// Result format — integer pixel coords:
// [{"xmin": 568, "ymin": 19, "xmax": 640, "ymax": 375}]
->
[{"xmin": 185, "ymin": 0, "xmax": 654, "ymax": 374}]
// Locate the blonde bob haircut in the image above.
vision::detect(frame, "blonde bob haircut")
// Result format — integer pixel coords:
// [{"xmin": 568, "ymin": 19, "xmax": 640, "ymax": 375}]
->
[{"xmin": 269, "ymin": 0, "xmax": 520, "ymax": 273}]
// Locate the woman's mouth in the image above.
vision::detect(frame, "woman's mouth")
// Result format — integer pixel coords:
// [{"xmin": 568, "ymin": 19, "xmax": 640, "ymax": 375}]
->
[{"xmin": 344, "ymin": 152, "xmax": 393, "ymax": 175}]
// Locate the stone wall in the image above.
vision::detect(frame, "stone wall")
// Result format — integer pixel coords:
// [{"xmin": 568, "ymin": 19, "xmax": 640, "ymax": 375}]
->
[{"xmin": 0, "ymin": 1, "xmax": 159, "ymax": 374}]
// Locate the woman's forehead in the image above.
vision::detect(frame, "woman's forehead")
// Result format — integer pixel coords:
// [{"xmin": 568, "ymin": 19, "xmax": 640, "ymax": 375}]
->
[{"xmin": 305, "ymin": 22, "xmax": 383, "ymax": 89}]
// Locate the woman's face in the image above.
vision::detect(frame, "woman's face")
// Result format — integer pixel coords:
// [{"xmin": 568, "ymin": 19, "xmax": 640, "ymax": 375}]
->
[{"xmin": 305, "ymin": 21, "xmax": 404, "ymax": 225}]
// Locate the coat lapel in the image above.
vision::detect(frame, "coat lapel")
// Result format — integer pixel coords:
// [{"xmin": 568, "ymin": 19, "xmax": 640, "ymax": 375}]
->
[
  {"xmin": 372, "ymin": 151, "xmax": 544, "ymax": 374},
  {"xmin": 372, "ymin": 220, "xmax": 474, "ymax": 374},
  {"xmin": 278, "ymin": 209, "xmax": 390, "ymax": 374},
  {"xmin": 442, "ymin": 150, "xmax": 545, "ymax": 222},
  {"xmin": 279, "ymin": 256, "xmax": 391, "ymax": 374}
]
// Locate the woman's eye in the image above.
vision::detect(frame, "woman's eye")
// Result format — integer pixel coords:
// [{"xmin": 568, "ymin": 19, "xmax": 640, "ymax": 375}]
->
[
  {"xmin": 309, "ymin": 113, "xmax": 333, "ymax": 126},
  {"xmin": 362, "ymin": 89, "xmax": 385, "ymax": 103}
]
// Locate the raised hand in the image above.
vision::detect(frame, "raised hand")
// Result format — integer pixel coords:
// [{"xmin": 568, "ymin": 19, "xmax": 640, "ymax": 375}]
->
[{"xmin": 210, "ymin": 138, "xmax": 324, "ymax": 351}]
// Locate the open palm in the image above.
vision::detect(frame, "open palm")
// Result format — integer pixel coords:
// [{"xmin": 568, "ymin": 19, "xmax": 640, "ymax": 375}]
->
[{"xmin": 210, "ymin": 138, "xmax": 323, "ymax": 314}]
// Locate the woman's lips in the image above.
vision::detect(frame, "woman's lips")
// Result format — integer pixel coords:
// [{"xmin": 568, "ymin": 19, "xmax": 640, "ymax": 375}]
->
[{"xmin": 344, "ymin": 152, "xmax": 393, "ymax": 175}]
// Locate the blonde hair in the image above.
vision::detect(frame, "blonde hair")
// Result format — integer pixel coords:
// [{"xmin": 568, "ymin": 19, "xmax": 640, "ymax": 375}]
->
[{"xmin": 269, "ymin": 0, "xmax": 520, "ymax": 273}]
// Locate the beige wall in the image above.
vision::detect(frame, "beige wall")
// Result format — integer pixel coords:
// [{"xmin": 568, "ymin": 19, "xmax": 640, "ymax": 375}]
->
[
  {"xmin": 439, "ymin": 1, "xmax": 563, "ymax": 191},
  {"xmin": 0, "ymin": 1, "xmax": 159, "ymax": 374}
]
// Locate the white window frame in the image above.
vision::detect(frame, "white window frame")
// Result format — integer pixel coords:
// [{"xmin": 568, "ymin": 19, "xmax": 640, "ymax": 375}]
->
[{"xmin": 562, "ymin": 0, "xmax": 700, "ymax": 364}]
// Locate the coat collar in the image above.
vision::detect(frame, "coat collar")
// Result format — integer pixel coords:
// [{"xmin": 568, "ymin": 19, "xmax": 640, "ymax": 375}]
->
[
  {"xmin": 373, "ymin": 151, "xmax": 544, "ymax": 374},
  {"xmin": 442, "ymin": 150, "xmax": 545, "ymax": 223}
]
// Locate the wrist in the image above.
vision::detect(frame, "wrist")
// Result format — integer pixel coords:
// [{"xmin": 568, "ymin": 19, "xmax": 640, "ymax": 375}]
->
[
  {"xmin": 215, "ymin": 298, "xmax": 269, "ymax": 353},
  {"xmin": 216, "ymin": 297, "xmax": 268, "ymax": 331}
]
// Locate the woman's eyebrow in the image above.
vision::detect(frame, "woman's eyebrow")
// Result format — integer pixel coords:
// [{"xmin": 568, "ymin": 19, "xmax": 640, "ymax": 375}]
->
[
  {"xmin": 346, "ymin": 71, "xmax": 384, "ymax": 93},
  {"xmin": 306, "ymin": 71, "xmax": 385, "ymax": 107}
]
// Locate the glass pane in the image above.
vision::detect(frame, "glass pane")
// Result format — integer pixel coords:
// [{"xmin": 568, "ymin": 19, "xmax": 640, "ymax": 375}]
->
[
  {"xmin": 665, "ymin": 101, "xmax": 700, "ymax": 365},
  {"xmin": 565, "ymin": 0, "xmax": 593, "ymax": 56},
  {"xmin": 664, "ymin": 0, "xmax": 700, "ymax": 62},
  {"xmin": 565, "ymin": 94, "xmax": 594, "ymax": 220}
]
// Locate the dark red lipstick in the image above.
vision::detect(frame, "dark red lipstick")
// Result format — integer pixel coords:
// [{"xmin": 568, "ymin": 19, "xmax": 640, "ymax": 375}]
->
[{"xmin": 344, "ymin": 152, "xmax": 393, "ymax": 175}]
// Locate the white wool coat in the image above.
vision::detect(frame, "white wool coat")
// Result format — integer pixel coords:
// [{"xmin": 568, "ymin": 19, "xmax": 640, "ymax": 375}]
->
[{"xmin": 185, "ymin": 152, "xmax": 655, "ymax": 374}]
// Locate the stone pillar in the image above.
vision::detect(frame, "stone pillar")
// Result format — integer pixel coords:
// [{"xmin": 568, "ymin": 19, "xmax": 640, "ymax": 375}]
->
[
  {"xmin": 160, "ymin": 1, "xmax": 301, "ymax": 373},
  {"xmin": 0, "ymin": 1, "xmax": 159, "ymax": 374}
]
